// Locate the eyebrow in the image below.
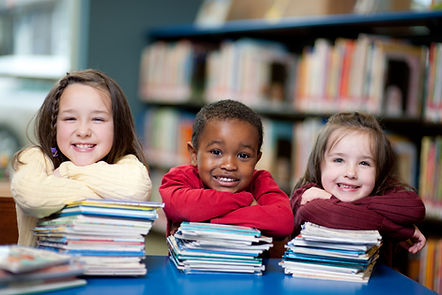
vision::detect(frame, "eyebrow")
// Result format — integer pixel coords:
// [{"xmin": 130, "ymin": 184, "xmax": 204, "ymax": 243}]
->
[
  {"xmin": 59, "ymin": 109, "xmax": 110, "ymax": 115},
  {"xmin": 205, "ymin": 140, "xmax": 255, "ymax": 150},
  {"xmin": 328, "ymin": 152, "xmax": 375, "ymax": 161}
]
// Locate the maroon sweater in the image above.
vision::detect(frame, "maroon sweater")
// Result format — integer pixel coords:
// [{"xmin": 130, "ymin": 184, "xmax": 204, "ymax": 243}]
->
[
  {"xmin": 160, "ymin": 165, "xmax": 294, "ymax": 238},
  {"xmin": 290, "ymin": 182, "xmax": 426, "ymax": 265}
]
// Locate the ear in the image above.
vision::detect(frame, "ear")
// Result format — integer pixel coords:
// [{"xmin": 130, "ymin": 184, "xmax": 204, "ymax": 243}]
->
[
  {"xmin": 257, "ymin": 151, "xmax": 262, "ymax": 163},
  {"xmin": 187, "ymin": 142, "xmax": 198, "ymax": 166}
]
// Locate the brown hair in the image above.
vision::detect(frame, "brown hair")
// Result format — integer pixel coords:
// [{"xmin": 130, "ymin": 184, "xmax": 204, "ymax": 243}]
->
[
  {"xmin": 295, "ymin": 112, "xmax": 406, "ymax": 196},
  {"xmin": 13, "ymin": 69, "xmax": 147, "ymax": 169}
]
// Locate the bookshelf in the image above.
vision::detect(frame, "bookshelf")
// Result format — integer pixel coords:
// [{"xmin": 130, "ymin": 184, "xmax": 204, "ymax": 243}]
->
[
  {"xmin": 138, "ymin": 10, "xmax": 442, "ymax": 292},
  {"xmin": 0, "ymin": 181, "xmax": 18, "ymax": 245}
]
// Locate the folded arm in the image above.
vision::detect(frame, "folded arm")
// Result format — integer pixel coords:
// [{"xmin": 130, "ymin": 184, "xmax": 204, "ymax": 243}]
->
[
  {"xmin": 11, "ymin": 148, "xmax": 97, "ymax": 218},
  {"xmin": 58, "ymin": 154, "xmax": 152, "ymax": 201},
  {"xmin": 291, "ymin": 183, "xmax": 425, "ymax": 240},
  {"xmin": 211, "ymin": 170, "xmax": 294, "ymax": 238},
  {"xmin": 159, "ymin": 165, "xmax": 254, "ymax": 224}
]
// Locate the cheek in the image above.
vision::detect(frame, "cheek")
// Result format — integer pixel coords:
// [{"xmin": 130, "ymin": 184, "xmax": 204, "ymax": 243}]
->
[{"xmin": 56, "ymin": 124, "xmax": 68, "ymax": 145}]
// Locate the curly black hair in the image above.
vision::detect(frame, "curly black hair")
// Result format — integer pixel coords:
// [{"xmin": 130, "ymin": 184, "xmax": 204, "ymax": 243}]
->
[{"xmin": 191, "ymin": 99, "xmax": 263, "ymax": 153}]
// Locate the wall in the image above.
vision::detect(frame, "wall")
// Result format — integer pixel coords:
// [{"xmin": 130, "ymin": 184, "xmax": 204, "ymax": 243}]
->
[{"xmin": 85, "ymin": 0, "xmax": 203, "ymax": 118}]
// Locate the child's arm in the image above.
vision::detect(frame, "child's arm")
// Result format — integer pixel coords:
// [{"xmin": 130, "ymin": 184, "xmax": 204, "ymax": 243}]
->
[
  {"xmin": 11, "ymin": 147, "xmax": 98, "ymax": 218},
  {"xmin": 300, "ymin": 187, "xmax": 332, "ymax": 204},
  {"xmin": 400, "ymin": 225, "xmax": 427, "ymax": 254},
  {"xmin": 159, "ymin": 165, "xmax": 255, "ymax": 224},
  {"xmin": 359, "ymin": 188, "xmax": 425, "ymax": 224},
  {"xmin": 210, "ymin": 170, "xmax": 294, "ymax": 238},
  {"xmin": 57, "ymin": 154, "xmax": 152, "ymax": 201},
  {"xmin": 292, "ymin": 187, "xmax": 423, "ymax": 241}
]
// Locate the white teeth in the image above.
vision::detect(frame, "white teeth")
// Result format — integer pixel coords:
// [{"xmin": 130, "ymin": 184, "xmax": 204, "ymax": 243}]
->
[
  {"xmin": 75, "ymin": 144, "xmax": 93, "ymax": 149},
  {"xmin": 339, "ymin": 184, "xmax": 357, "ymax": 189},
  {"xmin": 218, "ymin": 177, "xmax": 236, "ymax": 182}
]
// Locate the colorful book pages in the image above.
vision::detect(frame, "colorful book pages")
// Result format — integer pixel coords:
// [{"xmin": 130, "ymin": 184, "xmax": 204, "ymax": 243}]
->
[
  {"xmin": 280, "ymin": 222, "xmax": 382, "ymax": 283},
  {"xmin": 168, "ymin": 222, "xmax": 272, "ymax": 275},
  {"xmin": 34, "ymin": 199, "xmax": 164, "ymax": 276}
]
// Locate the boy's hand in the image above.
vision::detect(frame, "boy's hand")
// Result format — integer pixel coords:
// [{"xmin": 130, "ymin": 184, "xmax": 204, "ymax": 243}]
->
[
  {"xmin": 301, "ymin": 187, "xmax": 332, "ymax": 205},
  {"xmin": 400, "ymin": 225, "xmax": 426, "ymax": 254}
]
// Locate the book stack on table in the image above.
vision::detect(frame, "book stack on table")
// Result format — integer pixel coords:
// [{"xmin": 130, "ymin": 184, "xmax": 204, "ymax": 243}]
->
[
  {"xmin": 0, "ymin": 245, "xmax": 86, "ymax": 294},
  {"xmin": 280, "ymin": 222, "xmax": 382, "ymax": 283},
  {"xmin": 33, "ymin": 199, "xmax": 164, "ymax": 276},
  {"xmin": 167, "ymin": 222, "xmax": 273, "ymax": 275}
]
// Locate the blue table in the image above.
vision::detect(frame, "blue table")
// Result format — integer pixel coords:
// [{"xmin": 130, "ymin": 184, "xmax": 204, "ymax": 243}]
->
[{"xmin": 49, "ymin": 256, "xmax": 435, "ymax": 295}]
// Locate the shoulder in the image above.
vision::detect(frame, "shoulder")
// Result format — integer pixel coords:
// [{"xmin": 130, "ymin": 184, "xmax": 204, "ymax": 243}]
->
[
  {"xmin": 168, "ymin": 164, "xmax": 198, "ymax": 174},
  {"xmin": 15, "ymin": 146, "xmax": 51, "ymax": 166},
  {"xmin": 163, "ymin": 165, "xmax": 199, "ymax": 181},
  {"xmin": 116, "ymin": 154, "xmax": 141, "ymax": 163},
  {"xmin": 160, "ymin": 165, "xmax": 201, "ymax": 187},
  {"xmin": 252, "ymin": 169, "xmax": 272, "ymax": 179}
]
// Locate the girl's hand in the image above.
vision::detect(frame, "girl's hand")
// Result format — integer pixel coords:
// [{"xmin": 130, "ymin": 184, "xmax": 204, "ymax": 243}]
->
[
  {"xmin": 400, "ymin": 225, "xmax": 426, "ymax": 254},
  {"xmin": 301, "ymin": 187, "xmax": 332, "ymax": 205}
]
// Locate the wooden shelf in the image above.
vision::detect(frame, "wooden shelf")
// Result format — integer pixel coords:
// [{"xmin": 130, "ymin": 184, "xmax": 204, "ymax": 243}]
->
[
  {"xmin": 0, "ymin": 181, "xmax": 18, "ymax": 244},
  {"xmin": 148, "ymin": 10, "xmax": 442, "ymax": 45}
]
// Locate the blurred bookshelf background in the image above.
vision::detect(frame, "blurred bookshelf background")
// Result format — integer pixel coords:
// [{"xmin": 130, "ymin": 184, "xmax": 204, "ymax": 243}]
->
[{"xmin": 0, "ymin": 0, "xmax": 441, "ymax": 293}]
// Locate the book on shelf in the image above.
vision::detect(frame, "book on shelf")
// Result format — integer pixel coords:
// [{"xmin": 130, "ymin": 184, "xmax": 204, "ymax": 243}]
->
[
  {"xmin": 423, "ymin": 43, "xmax": 442, "ymax": 123},
  {"xmin": 416, "ymin": 238, "xmax": 442, "ymax": 294},
  {"xmin": 139, "ymin": 40, "xmax": 211, "ymax": 102},
  {"xmin": 167, "ymin": 222, "xmax": 272, "ymax": 275},
  {"xmin": 0, "ymin": 245, "xmax": 86, "ymax": 294},
  {"xmin": 419, "ymin": 136, "xmax": 442, "ymax": 219},
  {"xmin": 388, "ymin": 134, "xmax": 418, "ymax": 188},
  {"xmin": 34, "ymin": 198, "xmax": 164, "ymax": 276},
  {"xmin": 141, "ymin": 107, "xmax": 195, "ymax": 168},
  {"xmin": 280, "ymin": 222, "xmax": 382, "ymax": 283}
]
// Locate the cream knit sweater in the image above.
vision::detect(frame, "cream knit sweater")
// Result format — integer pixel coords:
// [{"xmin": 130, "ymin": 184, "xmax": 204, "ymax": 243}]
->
[{"xmin": 11, "ymin": 147, "xmax": 152, "ymax": 246}]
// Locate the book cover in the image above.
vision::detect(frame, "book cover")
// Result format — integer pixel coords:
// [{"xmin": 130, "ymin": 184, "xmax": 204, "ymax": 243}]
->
[{"xmin": 0, "ymin": 246, "xmax": 73, "ymax": 274}]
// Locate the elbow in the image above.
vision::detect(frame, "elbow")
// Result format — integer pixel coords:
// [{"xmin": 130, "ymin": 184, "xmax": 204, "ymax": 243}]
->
[
  {"xmin": 417, "ymin": 205, "xmax": 426, "ymax": 222},
  {"xmin": 269, "ymin": 212, "xmax": 295, "ymax": 238}
]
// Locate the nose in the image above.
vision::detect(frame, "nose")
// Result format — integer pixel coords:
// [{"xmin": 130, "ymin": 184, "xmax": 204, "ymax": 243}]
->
[
  {"xmin": 221, "ymin": 155, "xmax": 237, "ymax": 171},
  {"xmin": 345, "ymin": 163, "xmax": 357, "ymax": 179},
  {"xmin": 76, "ymin": 122, "xmax": 91, "ymax": 137}
]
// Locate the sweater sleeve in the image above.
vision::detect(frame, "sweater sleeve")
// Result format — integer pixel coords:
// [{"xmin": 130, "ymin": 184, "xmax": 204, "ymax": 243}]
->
[
  {"xmin": 57, "ymin": 154, "xmax": 152, "ymax": 202},
  {"xmin": 159, "ymin": 165, "xmax": 254, "ymax": 224},
  {"xmin": 357, "ymin": 188, "xmax": 426, "ymax": 224},
  {"xmin": 11, "ymin": 147, "xmax": 98, "ymax": 218},
  {"xmin": 290, "ymin": 183, "xmax": 423, "ymax": 240},
  {"xmin": 290, "ymin": 183, "xmax": 317, "ymax": 235},
  {"xmin": 211, "ymin": 170, "xmax": 294, "ymax": 238}
]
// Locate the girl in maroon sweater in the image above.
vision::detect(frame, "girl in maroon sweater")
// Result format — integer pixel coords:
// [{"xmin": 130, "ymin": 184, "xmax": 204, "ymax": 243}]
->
[
  {"xmin": 160, "ymin": 100, "xmax": 294, "ymax": 240},
  {"xmin": 290, "ymin": 112, "xmax": 426, "ymax": 265}
]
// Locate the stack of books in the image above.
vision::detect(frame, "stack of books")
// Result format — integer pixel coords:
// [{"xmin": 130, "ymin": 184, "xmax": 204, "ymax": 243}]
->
[
  {"xmin": 0, "ymin": 245, "xmax": 86, "ymax": 294},
  {"xmin": 33, "ymin": 199, "xmax": 164, "ymax": 276},
  {"xmin": 280, "ymin": 222, "xmax": 382, "ymax": 283},
  {"xmin": 167, "ymin": 222, "xmax": 273, "ymax": 275}
]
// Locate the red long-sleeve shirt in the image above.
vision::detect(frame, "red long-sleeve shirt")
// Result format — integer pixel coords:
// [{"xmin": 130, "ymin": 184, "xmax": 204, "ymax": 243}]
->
[
  {"xmin": 290, "ymin": 182, "xmax": 426, "ymax": 265},
  {"xmin": 159, "ymin": 165, "xmax": 294, "ymax": 238},
  {"xmin": 290, "ymin": 182, "xmax": 425, "ymax": 240}
]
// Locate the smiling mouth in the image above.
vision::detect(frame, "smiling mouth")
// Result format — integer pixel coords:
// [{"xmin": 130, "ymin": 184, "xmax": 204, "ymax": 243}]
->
[
  {"xmin": 214, "ymin": 176, "xmax": 239, "ymax": 183},
  {"xmin": 74, "ymin": 144, "xmax": 95, "ymax": 149},
  {"xmin": 338, "ymin": 183, "xmax": 360, "ymax": 189}
]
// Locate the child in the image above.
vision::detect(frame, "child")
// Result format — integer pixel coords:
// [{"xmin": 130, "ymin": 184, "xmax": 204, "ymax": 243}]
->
[
  {"xmin": 159, "ymin": 99, "xmax": 294, "ymax": 240},
  {"xmin": 11, "ymin": 69, "xmax": 152, "ymax": 247},
  {"xmin": 290, "ymin": 112, "xmax": 426, "ymax": 265}
]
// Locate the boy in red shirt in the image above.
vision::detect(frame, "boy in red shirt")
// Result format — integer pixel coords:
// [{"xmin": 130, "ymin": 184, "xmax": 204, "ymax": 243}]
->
[{"xmin": 160, "ymin": 99, "xmax": 294, "ymax": 242}]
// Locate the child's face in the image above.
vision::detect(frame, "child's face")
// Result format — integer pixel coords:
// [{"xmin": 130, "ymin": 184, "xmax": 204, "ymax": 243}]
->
[
  {"xmin": 188, "ymin": 119, "xmax": 261, "ymax": 193},
  {"xmin": 320, "ymin": 130, "xmax": 376, "ymax": 202},
  {"xmin": 56, "ymin": 83, "xmax": 114, "ymax": 166}
]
